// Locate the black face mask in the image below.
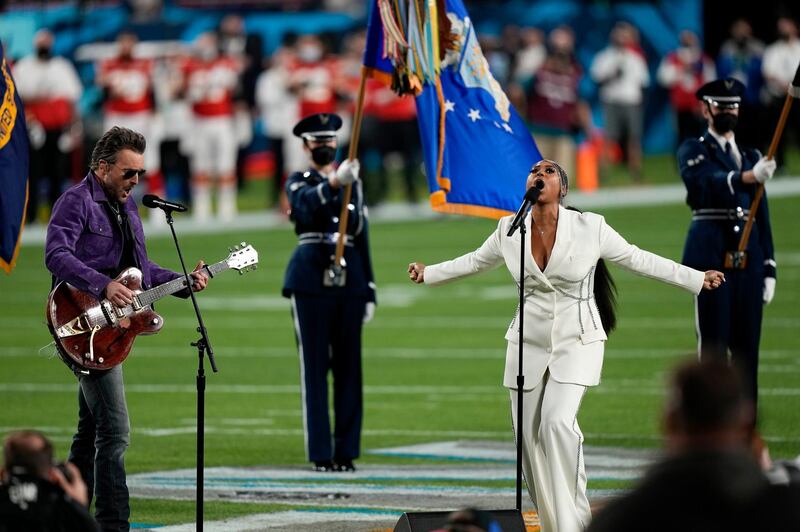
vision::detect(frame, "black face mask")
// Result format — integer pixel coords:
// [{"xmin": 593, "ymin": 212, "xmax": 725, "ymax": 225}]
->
[
  {"xmin": 712, "ymin": 112, "xmax": 738, "ymax": 134},
  {"xmin": 310, "ymin": 145, "xmax": 336, "ymax": 166},
  {"xmin": 36, "ymin": 47, "xmax": 52, "ymax": 60}
]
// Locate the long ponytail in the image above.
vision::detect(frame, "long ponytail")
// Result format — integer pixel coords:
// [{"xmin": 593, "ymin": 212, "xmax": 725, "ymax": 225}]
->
[
  {"xmin": 565, "ymin": 206, "xmax": 618, "ymax": 335},
  {"xmin": 593, "ymin": 257, "xmax": 618, "ymax": 335},
  {"xmin": 540, "ymin": 161, "xmax": 618, "ymax": 335}
]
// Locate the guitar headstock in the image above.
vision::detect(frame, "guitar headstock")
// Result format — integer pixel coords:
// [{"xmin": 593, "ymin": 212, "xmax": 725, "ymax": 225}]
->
[{"xmin": 226, "ymin": 242, "xmax": 258, "ymax": 274}]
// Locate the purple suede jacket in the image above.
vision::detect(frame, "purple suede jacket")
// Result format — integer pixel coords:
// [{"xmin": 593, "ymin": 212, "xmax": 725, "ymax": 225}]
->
[{"xmin": 45, "ymin": 172, "xmax": 181, "ymax": 300}]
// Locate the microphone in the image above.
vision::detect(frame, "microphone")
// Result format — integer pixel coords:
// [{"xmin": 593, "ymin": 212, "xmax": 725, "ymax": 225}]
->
[
  {"xmin": 506, "ymin": 179, "xmax": 544, "ymax": 237},
  {"xmin": 142, "ymin": 194, "xmax": 187, "ymax": 213}
]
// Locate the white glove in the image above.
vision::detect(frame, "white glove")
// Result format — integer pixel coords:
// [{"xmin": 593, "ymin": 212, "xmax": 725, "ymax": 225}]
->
[
  {"xmin": 335, "ymin": 159, "xmax": 360, "ymax": 186},
  {"xmin": 763, "ymin": 277, "xmax": 776, "ymax": 305},
  {"xmin": 752, "ymin": 157, "xmax": 776, "ymax": 184},
  {"xmin": 363, "ymin": 302, "xmax": 375, "ymax": 324}
]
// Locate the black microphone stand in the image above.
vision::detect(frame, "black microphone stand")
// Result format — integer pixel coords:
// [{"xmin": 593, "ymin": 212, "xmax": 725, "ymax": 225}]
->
[
  {"xmin": 515, "ymin": 212, "xmax": 527, "ymax": 511},
  {"xmin": 163, "ymin": 209, "xmax": 217, "ymax": 532}
]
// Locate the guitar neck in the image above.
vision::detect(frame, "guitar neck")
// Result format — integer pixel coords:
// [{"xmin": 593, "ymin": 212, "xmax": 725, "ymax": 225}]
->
[{"xmin": 137, "ymin": 261, "xmax": 228, "ymax": 307}]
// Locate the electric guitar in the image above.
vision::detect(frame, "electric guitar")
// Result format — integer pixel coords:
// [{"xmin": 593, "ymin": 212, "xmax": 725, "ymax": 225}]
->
[{"xmin": 46, "ymin": 243, "xmax": 258, "ymax": 372}]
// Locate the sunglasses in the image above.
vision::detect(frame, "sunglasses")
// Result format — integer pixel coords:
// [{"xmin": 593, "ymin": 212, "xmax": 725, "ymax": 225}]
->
[{"xmin": 105, "ymin": 161, "xmax": 146, "ymax": 179}]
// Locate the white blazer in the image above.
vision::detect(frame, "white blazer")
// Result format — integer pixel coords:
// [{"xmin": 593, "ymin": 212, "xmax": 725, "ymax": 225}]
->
[{"xmin": 424, "ymin": 206, "xmax": 705, "ymax": 388}]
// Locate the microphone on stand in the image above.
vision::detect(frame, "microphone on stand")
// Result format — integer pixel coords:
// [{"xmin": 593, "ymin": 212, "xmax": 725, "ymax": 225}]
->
[
  {"xmin": 506, "ymin": 179, "xmax": 544, "ymax": 237},
  {"xmin": 142, "ymin": 194, "xmax": 188, "ymax": 213}
]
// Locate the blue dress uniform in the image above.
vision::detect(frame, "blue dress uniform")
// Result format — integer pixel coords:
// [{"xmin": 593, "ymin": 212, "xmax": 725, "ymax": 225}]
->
[
  {"xmin": 282, "ymin": 115, "xmax": 376, "ymax": 469},
  {"xmin": 678, "ymin": 80, "xmax": 776, "ymax": 402}
]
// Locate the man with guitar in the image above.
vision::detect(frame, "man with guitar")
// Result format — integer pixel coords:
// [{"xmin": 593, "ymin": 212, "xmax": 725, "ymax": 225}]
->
[
  {"xmin": 45, "ymin": 127, "xmax": 209, "ymax": 531},
  {"xmin": 678, "ymin": 78, "xmax": 777, "ymax": 406}
]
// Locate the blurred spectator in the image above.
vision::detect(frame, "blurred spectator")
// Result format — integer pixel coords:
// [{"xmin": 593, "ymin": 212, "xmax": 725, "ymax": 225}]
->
[
  {"xmin": 587, "ymin": 359, "xmax": 800, "ymax": 532},
  {"xmin": 289, "ymin": 34, "xmax": 337, "ymax": 118},
  {"xmin": 479, "ymin": 33, "xmax": 512, "ymax": 88},
  {"xmin": 256, "ymin": 32, "xmax": 301, "ymax": 210},
  {"xmin": 128, "ymin": 0, "xmax": 162, "ymax": 23},
  {"xmin": 13, "ymin": 29, "xmax": 82, "ymax": 224},
  {"xmin": 323, "ymin": 0, "xmax": 363, "ymax": 16},
  {"xmin": 153, "ymin": 48, "xmax": 193, "ymax": 206},
  {"xmin": 218, "ymin": 14, "xmax": 263, "ymax": 109},
  {"xmin": 365, "ymin": 83, "xmax": 420, "ymax": 205},
  {"xmin": 525, "ymin": 26, "xmax": 590, "ymax": 182},
  {"xmin": 716, "ymin": 19, "xmax": 765, "ymax": 149},
  {"xmin": 286, "ymin": 32, "xmax": 356, "ymax": 177},
  {"xmin": 217, "ymin": 14, "xmax": 263, "ymax": 190},
  {"xmin": 337, "ymin": 30, "xmax": 420, "ymax": 205},
  {"xmin": 96, "ymin": 31, "xmax": 166, "ymax": 213},
  {"xmin": 657, "ymin": 30, "xmax": 716, "ymax": 144},
  {"xmin": 181, "ymin": 32, "xmax": 242, "ymax": 222},
  {"xmin": 762, "ymin": 15, "xmax": 800, "ymax": 170},
  {"xmin": 0, "ymin": 430, "xmax": 99, "ymax": 532},
  {"xmin": 590, "ymin": 21, "xmax": 649, "ymax": 183},
  {"xmin": 513, "ymin": 27, "xmax": 546, "ymax": 85}
]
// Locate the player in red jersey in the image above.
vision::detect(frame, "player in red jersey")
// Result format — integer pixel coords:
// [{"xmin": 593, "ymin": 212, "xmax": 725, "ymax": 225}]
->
[
  {"xmin": 289, "ymin": 35, "xmax": 338, "ymax": 119},
  {"xmin": 96, "ymin": 31, "xmax": 166, "ymax": 217},
  {"xmin": 181, "ymin": 32, "xmax": 242, "ymax": 222}
]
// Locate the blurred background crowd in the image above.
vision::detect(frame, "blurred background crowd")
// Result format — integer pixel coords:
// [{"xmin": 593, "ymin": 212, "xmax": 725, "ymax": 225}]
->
[{"xmin": 2, "ymin": 0, "xmax": 800, "ymax": 225}]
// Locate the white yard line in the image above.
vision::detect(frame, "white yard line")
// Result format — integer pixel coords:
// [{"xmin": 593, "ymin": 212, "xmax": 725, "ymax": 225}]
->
[
  {"xmin": 18, "ymin": 179, "xmax": 800, "ymax": 247},
  {"xmin": 5, "ymin": 346, "xmax": 800, "ymax": 361}
]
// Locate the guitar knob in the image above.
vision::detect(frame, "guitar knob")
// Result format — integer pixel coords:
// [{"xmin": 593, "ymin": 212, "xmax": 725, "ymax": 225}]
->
[
  {"xmin": 98, "ymin": 357, "xmax": 104, "ymax": 364},
  {"xmin": 152, "ymin": 318, "xmax": 159, "ymax": 325}
]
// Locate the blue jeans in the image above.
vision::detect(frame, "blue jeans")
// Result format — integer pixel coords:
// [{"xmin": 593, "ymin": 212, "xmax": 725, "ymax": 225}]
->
[{"xmin": 68, "ymin": 365, "xmax": 130, "ymax": 532}]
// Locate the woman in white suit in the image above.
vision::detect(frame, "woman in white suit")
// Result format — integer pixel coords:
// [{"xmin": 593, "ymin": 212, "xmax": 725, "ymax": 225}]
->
[{"xmin": 407, "ymin": 159, "xmax": 725, "ymax": 532}]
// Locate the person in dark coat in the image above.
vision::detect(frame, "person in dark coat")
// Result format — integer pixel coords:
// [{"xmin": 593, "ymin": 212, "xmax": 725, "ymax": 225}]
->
[
  {"xmin": 677, "ymin": 78, "xmax": 777, "ymax": 404},
  {"xmin": 0, "ymin": 430, "xmax": 100, "ymax": 532},
  {"xmin": 587, "ymin": 360, "xmax": 800, "ymax": 532},
  {"xmin": 282, "ymin": 113, "xmax": 376, "ymax": 472}
]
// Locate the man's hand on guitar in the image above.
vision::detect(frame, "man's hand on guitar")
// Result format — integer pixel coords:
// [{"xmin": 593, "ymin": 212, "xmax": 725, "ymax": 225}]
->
[
  {"xmin": 106, "ymin": 280, "xmax": 135, "ymax": 308},
  {"xmin": 191, "ymin": 261, "xmax": 209, "ymax": 292}
]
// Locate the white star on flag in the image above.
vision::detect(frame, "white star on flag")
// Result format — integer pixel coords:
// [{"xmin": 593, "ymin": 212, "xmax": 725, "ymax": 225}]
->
[
  {"xmin": 444, "ymin": 100, "xmax": 455, "ymax": 112},
  {"xmin": 502, "ymin": 123, "xmax": 513, "ymax": 133},
  {"xmin": 493, "ymin": 121, "xmax": 501, "ymax": 129},
  {"xmin": 468, "ymin": 109, "xmax": 481, "ymax": 122}
]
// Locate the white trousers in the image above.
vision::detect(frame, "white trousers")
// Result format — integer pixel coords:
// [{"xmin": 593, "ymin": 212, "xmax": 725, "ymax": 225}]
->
[{"xmin": 509, "ymin": 371, "xmax": 590, "ymax": 532}]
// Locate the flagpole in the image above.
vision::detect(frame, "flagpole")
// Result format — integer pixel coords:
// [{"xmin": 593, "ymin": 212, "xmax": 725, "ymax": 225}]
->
[
  {"xmin": 728, "ymin": 62, "xmax": 800, "ymax": 269},
  {"xmin": 332, "ymin": 67, "xmax": 368, "ymax": 268}
]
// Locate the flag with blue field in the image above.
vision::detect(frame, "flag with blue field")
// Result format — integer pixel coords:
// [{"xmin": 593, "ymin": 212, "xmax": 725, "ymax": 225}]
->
[
  {"xmin": 363, "ymin": 0, "xmax": 541, "ymax": 218},
  {"xmin": 0, "ymin": 42, "xmax": 30, "ymax": 274}
]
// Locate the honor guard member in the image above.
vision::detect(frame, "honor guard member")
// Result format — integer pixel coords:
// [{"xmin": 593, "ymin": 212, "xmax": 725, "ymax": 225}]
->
[
  {"xmin": 282, "ymin": 113, "xmax": 376, "ymax": 472},
  {"xmin": 678, "ymin": 78, "xmax": 777, "ymax": 403}
]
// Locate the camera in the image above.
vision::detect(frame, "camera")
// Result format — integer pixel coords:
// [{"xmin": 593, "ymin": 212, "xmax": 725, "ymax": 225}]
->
[{"xmin": 55, "ymin": 462, "xmax": 73, "ymax": 483}]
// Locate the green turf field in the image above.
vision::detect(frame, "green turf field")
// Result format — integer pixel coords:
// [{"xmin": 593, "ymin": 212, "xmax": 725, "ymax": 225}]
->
[{"xmin": 1, "ymin": 196, "xmax": 798, "ymax": 525}]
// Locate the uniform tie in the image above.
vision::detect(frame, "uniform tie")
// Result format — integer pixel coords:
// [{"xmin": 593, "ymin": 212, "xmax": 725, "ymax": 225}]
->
[{"xmin": 723, "ymin": 141, "xmax": 741, "ymax": 169}]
